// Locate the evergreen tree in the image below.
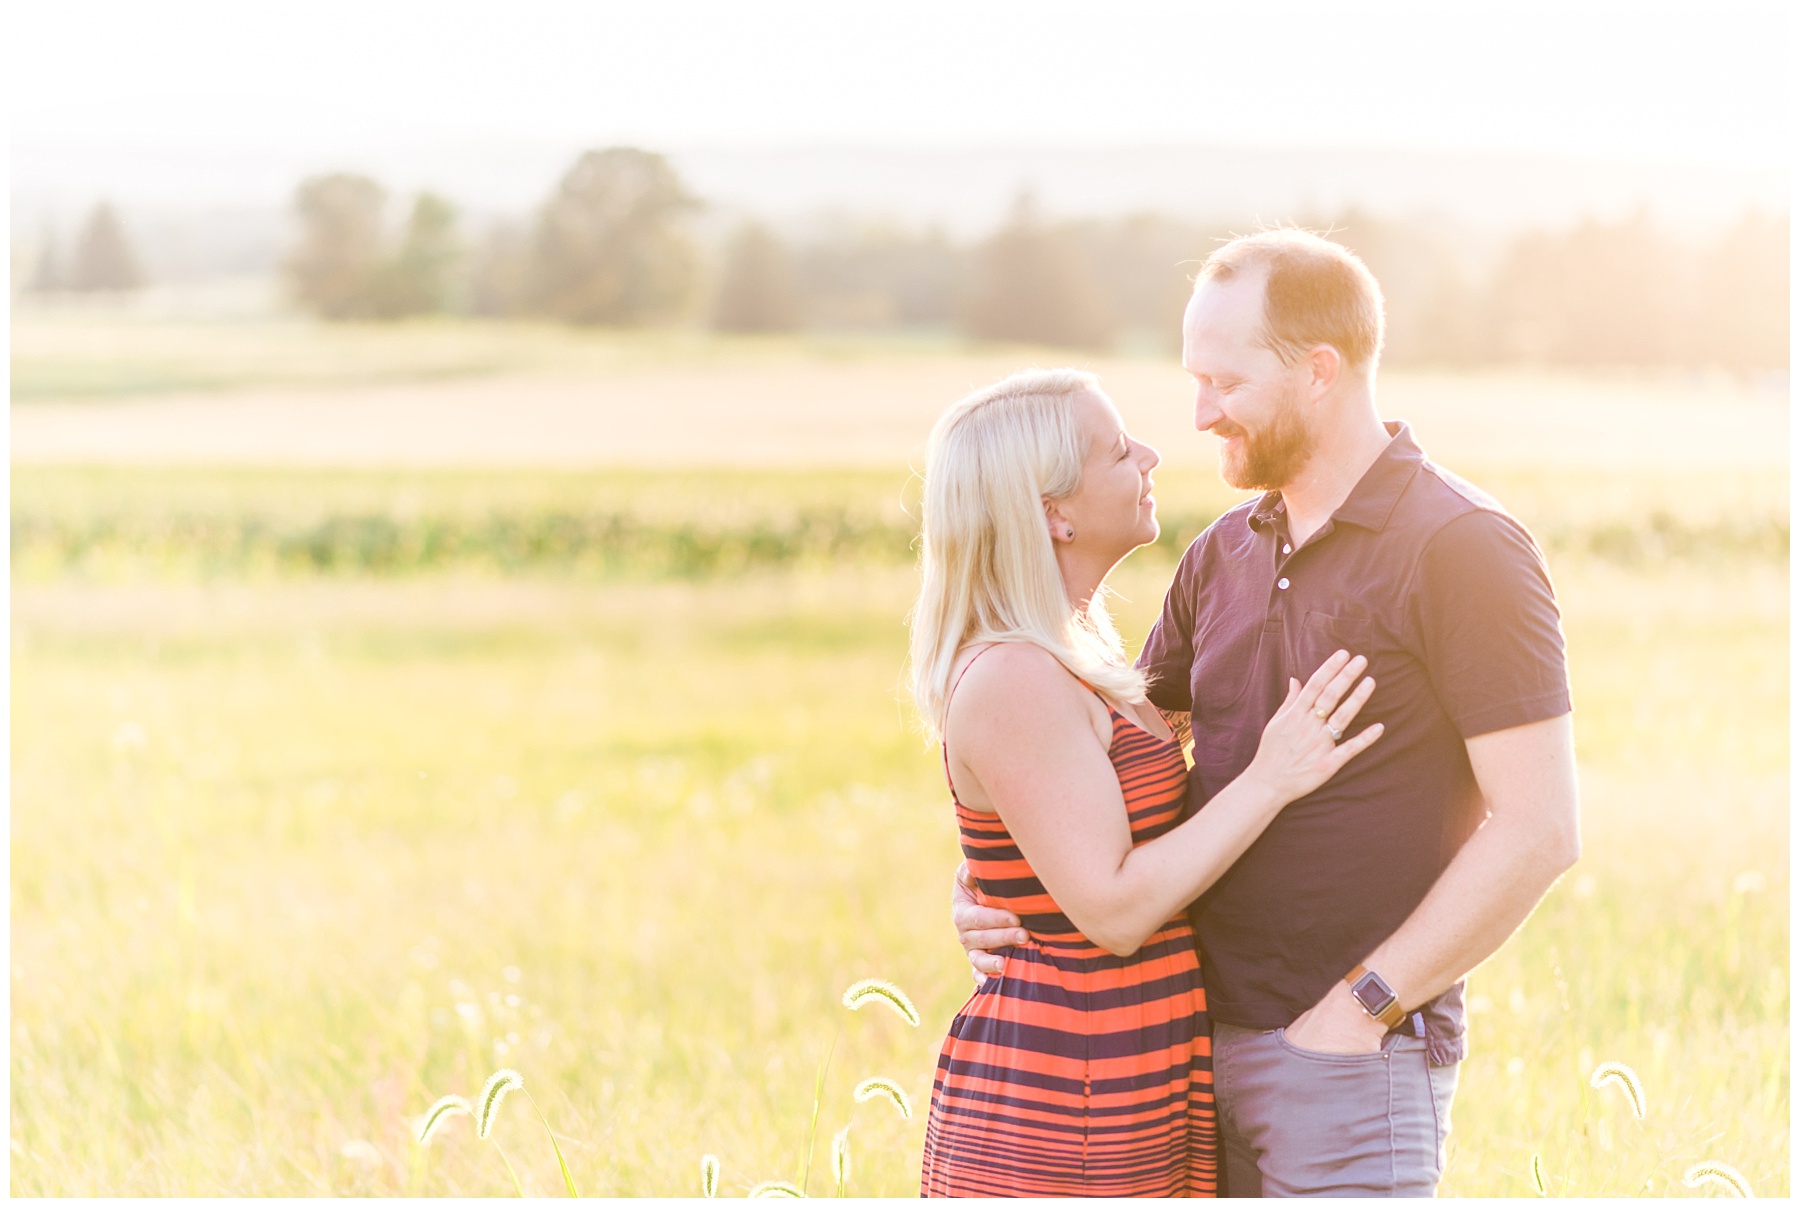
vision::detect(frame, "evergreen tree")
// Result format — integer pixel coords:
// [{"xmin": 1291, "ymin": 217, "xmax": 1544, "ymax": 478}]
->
[
  {"xmin": 69, "ymin": 203, "xmax": 144, "ymax": 292},
  {"xmin": 528, "ymin": 147, "xmax": 701, "ymax": 325},
  {"xmin": 712, "ymin": 221, "xmax": 801, "ymax": 332}
]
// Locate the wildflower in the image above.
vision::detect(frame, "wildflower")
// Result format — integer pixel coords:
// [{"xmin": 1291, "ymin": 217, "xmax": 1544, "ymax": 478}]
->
[
  {"xmin": 841, "ymin": 978, "xmax": 921, "ymax": 1028},
  {"xmin": 701, "ymin": 1154, "xmax": 720, "ymax": 1198},
  {"xmin": 1588, "ymin": 1060, "xmax": 1646, "ymax": 1120},
  {"xmin": 476, "ymin": 1068, "xmax": 525, "ymax": 1139},
  {"xmin": 853, "ymin": 1076, "xmax": 913, "ymax": 1120},
  {"xmin": 1683, "ymin": 1161, "xmax": 1754, "ymax": 1198},
  {"xmin": 416, "ymin": 1095, "xmax": 473, "ymax": 1145},
  {"xmin": 749, "ymin": 1179, "xmax": 806, "ymax": 1197},
  {"xmin": 832, "ymin": 1126, "xmax": 852, "ymax": 1195}
]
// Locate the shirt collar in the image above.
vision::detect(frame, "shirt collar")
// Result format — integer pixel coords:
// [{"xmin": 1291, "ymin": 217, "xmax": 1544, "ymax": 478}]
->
[
  {"xmin": 1246, "ymin": 421, "xmax": 1426, "ymax": 535},
  {"xmin": 1332, "ymin": 421, "xmax": 1426, "ymax": 532}
]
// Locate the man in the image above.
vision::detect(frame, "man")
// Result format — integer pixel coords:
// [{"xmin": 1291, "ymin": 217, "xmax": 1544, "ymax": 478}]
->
[{"xmin": 953, "ymin": 229, "xmax": 1580, "ymax": 1197}]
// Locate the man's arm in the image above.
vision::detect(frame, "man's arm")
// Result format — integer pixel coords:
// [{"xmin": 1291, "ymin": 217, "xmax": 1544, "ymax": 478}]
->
[
  {"xmin": 1284, "ymin": 712, "xmax": 1580, "ymax": 1053},
  {"xmin": 952, "ymin": 862, "xmax": 1025, "ymax": 985}
]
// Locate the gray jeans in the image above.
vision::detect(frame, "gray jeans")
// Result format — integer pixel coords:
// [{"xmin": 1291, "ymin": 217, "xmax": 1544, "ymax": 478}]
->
[{"xmin": 1212, "ymin": 1021, "xmax": 1459, "ymax": 1197}]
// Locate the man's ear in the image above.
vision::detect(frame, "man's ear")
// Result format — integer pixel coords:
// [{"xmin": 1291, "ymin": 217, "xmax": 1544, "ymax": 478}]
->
[{"xmin": 1306, "ymin": 344, "xmax": 1343, "ymax": 401}]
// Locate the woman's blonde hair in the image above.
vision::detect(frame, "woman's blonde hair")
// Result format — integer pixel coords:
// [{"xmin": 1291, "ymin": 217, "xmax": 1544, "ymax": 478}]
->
[{"xmin": 908, "ymin": 368, "xmax": 1149, "ymax": 741}]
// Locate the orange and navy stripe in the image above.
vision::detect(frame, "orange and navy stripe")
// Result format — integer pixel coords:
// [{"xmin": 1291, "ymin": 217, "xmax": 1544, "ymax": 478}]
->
[{"xmin": 921, "ymin": 706, "xmax": 1217, "ymax": 1197}]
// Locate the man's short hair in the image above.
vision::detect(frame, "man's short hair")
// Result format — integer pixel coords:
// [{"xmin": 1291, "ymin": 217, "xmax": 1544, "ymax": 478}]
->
[{"xmin": 1199, "ymin": 229, "xmax": 1386, "ymax": 370}]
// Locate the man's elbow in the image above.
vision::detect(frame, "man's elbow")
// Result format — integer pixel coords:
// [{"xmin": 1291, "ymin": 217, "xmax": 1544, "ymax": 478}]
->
[
  {"xmin": 1541, "ymin": 807, "xmax": 1581, "ymax": 875},
  {"xmin": 1551, "ymin": 826, "xmax": 1581, "ymax": 874}
]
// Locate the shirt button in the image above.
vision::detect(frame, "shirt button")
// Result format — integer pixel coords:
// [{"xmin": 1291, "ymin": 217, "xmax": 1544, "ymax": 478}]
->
[
  {"xmin": 1282, "ymin": 543, "xmax": 1292, "ymax": 555},
  {"xmin": 1277, "ymin": 577, "xmax": 1290, "ymax": 590}
]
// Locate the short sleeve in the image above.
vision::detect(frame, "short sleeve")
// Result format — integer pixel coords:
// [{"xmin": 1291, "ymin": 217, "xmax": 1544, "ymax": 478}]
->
[
  {"xmin": 1138, "ymin": 544, "xmax": 1201, "ymax": 713},
  {"xmin": 1412, "ymin": 510, "xmax": 1572, "ymax": 738}
]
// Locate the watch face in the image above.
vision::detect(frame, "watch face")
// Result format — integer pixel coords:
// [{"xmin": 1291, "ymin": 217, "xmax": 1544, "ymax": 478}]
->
[{"xmin": 1351, "ymin": 974, "xmax": 1397, "ymax": 1015}]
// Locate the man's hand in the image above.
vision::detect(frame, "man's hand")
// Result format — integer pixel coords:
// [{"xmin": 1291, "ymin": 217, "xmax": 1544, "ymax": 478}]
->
[
  {"xmin": 952, "ymin": 860, "xmax": 1027, "ymax": 985},
  {"xmin": 1283, "ymin": 979, "xmax": 1389, "ymax": 1055}
]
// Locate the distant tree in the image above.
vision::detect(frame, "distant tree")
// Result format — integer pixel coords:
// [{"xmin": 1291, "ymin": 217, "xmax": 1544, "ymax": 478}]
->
[
  {"xmin": 362, "ymin": 192, "xmax": 462, "ymax": 318},
  {"xmin": 712, "ymin": 221, "xmax": 801, "ymax": 332},
  {"xmin": 1322, "ymin": 209, "xmax": 1492, "ymax": 366},
  {"xmin": 963, "ymin": 195, "xmax": 1115, "ymax": 350},
  {"xmin": 528, "ymin": 147, "xmax": 701, "ymax": 325},
  {"xmin": 68, "ymin": 203, "xmax": 144, "ymax": 292},
  {"xmin": 29, "ymin": 223, "xmax": 64, "ymax": 292},
  {"xmin": 1076, "ymin": 213, "xmax": 1228, "ymax": 351},
  {"xmin": 470, "ymin": 221, "xmax": 533, "ymax": 317},
  {"xmin": 1490, "ymin": 210, "xmax": 1681, "ymax": 368},
  {"xmin": 286, "ymin": 174, "xmax": 387, "ymax": 319},
  {"xmin": 795, "ymin": 221, "xmax": 964, "ymax": 328},
  {"xmin": 1689, "ymin": 209, "xmax": 1788, "ymax": 374}
]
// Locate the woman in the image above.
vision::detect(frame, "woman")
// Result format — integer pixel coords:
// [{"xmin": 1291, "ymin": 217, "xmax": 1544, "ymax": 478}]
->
[{"xmin": 909, "ymin": 369, "xmax": 1382, "ymax": 1197}]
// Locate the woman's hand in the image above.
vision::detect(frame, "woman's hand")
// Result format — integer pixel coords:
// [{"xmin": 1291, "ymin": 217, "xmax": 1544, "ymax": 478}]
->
[{"xmin": 1243, "ymin": 650, "xmax": 1383, "ymax": 805}]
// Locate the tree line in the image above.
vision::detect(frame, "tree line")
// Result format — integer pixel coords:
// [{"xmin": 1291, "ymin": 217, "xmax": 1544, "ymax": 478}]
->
[{"xmin": 25, "ymin": 147, "xmax": 1789, "ymax": 374}]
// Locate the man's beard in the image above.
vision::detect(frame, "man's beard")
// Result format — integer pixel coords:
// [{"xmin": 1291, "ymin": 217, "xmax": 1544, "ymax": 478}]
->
[{"xmin": 1215, "ymin": 383, "xmax": 1316, "ymax": 492}]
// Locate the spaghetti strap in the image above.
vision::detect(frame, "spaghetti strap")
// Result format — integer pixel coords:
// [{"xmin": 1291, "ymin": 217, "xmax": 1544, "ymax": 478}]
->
[{"xmin": 944, "ymin": 643, "xmax": 1001, "ymax": 713}]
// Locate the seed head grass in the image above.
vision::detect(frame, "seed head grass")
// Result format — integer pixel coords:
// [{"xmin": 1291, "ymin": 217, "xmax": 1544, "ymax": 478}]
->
[
  {"xmin": 417, "ymin": 1095, "xmax": 474, "ymax": 1145},
  {"xmin": 852, "ymin": 1077, "xmax": 913, "ymax": 1121},
  {"xmin": 701, "ymin": 1154, "xmax": 720, "ymax": 1198},
  {"xmin": 749, "ymin": 1179, "xmax": 806, "ymax": 1197},
  {"xmin": 1589, "ymin": 1060, "xmax": 1647, "ymax": 1120},
  {"xmin": 1684, "ymin": 1161, "xmax": 1755, "ymax": 1198},
  {"xmin": 477, "ymin": 1068, "xmax": 525, "ymax": 1140},
  {"xmin": 841, "ymin": 978, "xmax": 920, "ymax": 1027},
  {"xmin": 832, "ymin": 1127, "xmax": 852, "ymax": 1196}
]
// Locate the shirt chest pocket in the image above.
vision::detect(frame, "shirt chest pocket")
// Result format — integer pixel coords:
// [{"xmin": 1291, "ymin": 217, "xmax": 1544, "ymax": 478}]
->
[{"xmin": 1294, "ymin": 611, "xmax": 1377, "ymax": 684}]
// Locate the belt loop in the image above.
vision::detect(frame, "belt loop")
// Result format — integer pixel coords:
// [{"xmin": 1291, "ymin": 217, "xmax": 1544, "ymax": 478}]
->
[{"xmin": 1410, "ymin": 1011, "xmax": 1426, "ymax": 1038}]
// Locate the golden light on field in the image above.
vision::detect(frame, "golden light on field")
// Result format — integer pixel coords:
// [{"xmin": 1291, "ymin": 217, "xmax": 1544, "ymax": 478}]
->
[
  {"xmin": 8, "ymin": 1, "xmax": 1789, "ymax": 1196},
  {"xmin": 9, "ymin": 316, "xmax": 1790, "ymax": 1195}
]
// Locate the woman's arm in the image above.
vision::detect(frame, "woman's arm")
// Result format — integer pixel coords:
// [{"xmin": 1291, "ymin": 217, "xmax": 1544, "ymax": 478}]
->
[{"xmin": 948, "ymin": 646, "xmax": 1381, "ymax": 957}]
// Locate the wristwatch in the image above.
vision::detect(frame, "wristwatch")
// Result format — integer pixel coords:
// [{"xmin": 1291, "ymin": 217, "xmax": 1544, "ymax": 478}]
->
[{"xmin": 1344, "ymin": 964, "xmax": 1407, "ymax": 1030}]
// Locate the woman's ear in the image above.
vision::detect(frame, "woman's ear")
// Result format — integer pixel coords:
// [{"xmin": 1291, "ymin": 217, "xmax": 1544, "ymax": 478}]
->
[{"xmin": 1043, "ymin": 499, "xmax": 1075, "ymax": 544}]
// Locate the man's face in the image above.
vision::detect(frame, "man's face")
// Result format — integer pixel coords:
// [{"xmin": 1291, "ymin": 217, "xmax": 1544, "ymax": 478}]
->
[{"xmin": 1181, "ymin": 270, "xmax": 1316, "ymax": 492}]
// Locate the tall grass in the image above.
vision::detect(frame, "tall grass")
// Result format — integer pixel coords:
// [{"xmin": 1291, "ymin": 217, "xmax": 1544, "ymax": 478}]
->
[{"xmin": 8, "ymin": 467, "xmax": 1787, "ymax": 1195}]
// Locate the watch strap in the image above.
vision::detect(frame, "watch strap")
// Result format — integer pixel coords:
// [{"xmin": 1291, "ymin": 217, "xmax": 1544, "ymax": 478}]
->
[{"xmin": 1344, "ymin": 964, "xmax": 1408, "ymax": 1030}]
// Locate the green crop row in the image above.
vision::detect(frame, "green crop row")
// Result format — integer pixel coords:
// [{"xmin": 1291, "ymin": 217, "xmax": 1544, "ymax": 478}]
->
[{"xmin": 10, "ymin": 505, "xmax": 1787, "ymax": 581}]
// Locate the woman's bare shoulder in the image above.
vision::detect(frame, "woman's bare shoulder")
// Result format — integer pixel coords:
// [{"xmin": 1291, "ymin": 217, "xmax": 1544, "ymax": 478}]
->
[{"xmin": 947, "ymin": 643, "xmax": 1105, "ymax": 740}]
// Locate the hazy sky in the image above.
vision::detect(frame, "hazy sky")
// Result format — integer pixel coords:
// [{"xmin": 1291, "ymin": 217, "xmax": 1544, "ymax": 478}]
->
[{"xmin": 13, "ymin": 0, "xmax": 1792, "ymax": 163}]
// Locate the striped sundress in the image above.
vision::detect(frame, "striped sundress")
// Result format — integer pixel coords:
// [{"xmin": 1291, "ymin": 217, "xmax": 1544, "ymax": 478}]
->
[{"xmin": 921, "ymin": 671, "xmax": 1218, "ymax": 1197}]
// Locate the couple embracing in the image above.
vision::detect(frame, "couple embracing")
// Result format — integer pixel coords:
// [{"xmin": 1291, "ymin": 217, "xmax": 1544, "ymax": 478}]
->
[{"xmin": 904, "ymin": 230, "xmax": 1580, "ymax": 1197}]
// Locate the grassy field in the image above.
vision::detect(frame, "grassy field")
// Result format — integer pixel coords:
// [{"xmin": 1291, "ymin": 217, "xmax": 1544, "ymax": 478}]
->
[{"xmin": 8, "ymin": 318, "xmax": 1791, "ymax": 1196}]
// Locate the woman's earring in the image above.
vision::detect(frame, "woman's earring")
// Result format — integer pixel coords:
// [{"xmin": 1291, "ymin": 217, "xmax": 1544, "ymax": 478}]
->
[{"xmin": 1061, "ymin": 525, "xmax": 1075, "ymax": 541}]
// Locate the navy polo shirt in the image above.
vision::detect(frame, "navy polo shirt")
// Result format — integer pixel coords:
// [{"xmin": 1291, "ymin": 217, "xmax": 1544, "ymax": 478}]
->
[{"xmin": 1139, "ymin": 422, "xmax": 1571, "ymax": 1065}]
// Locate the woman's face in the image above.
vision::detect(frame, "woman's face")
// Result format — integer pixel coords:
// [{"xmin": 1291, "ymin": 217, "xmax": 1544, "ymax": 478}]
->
[{"xmin": 1053, "ymin": 390, "xmax": 1163, "ymax": 557}]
